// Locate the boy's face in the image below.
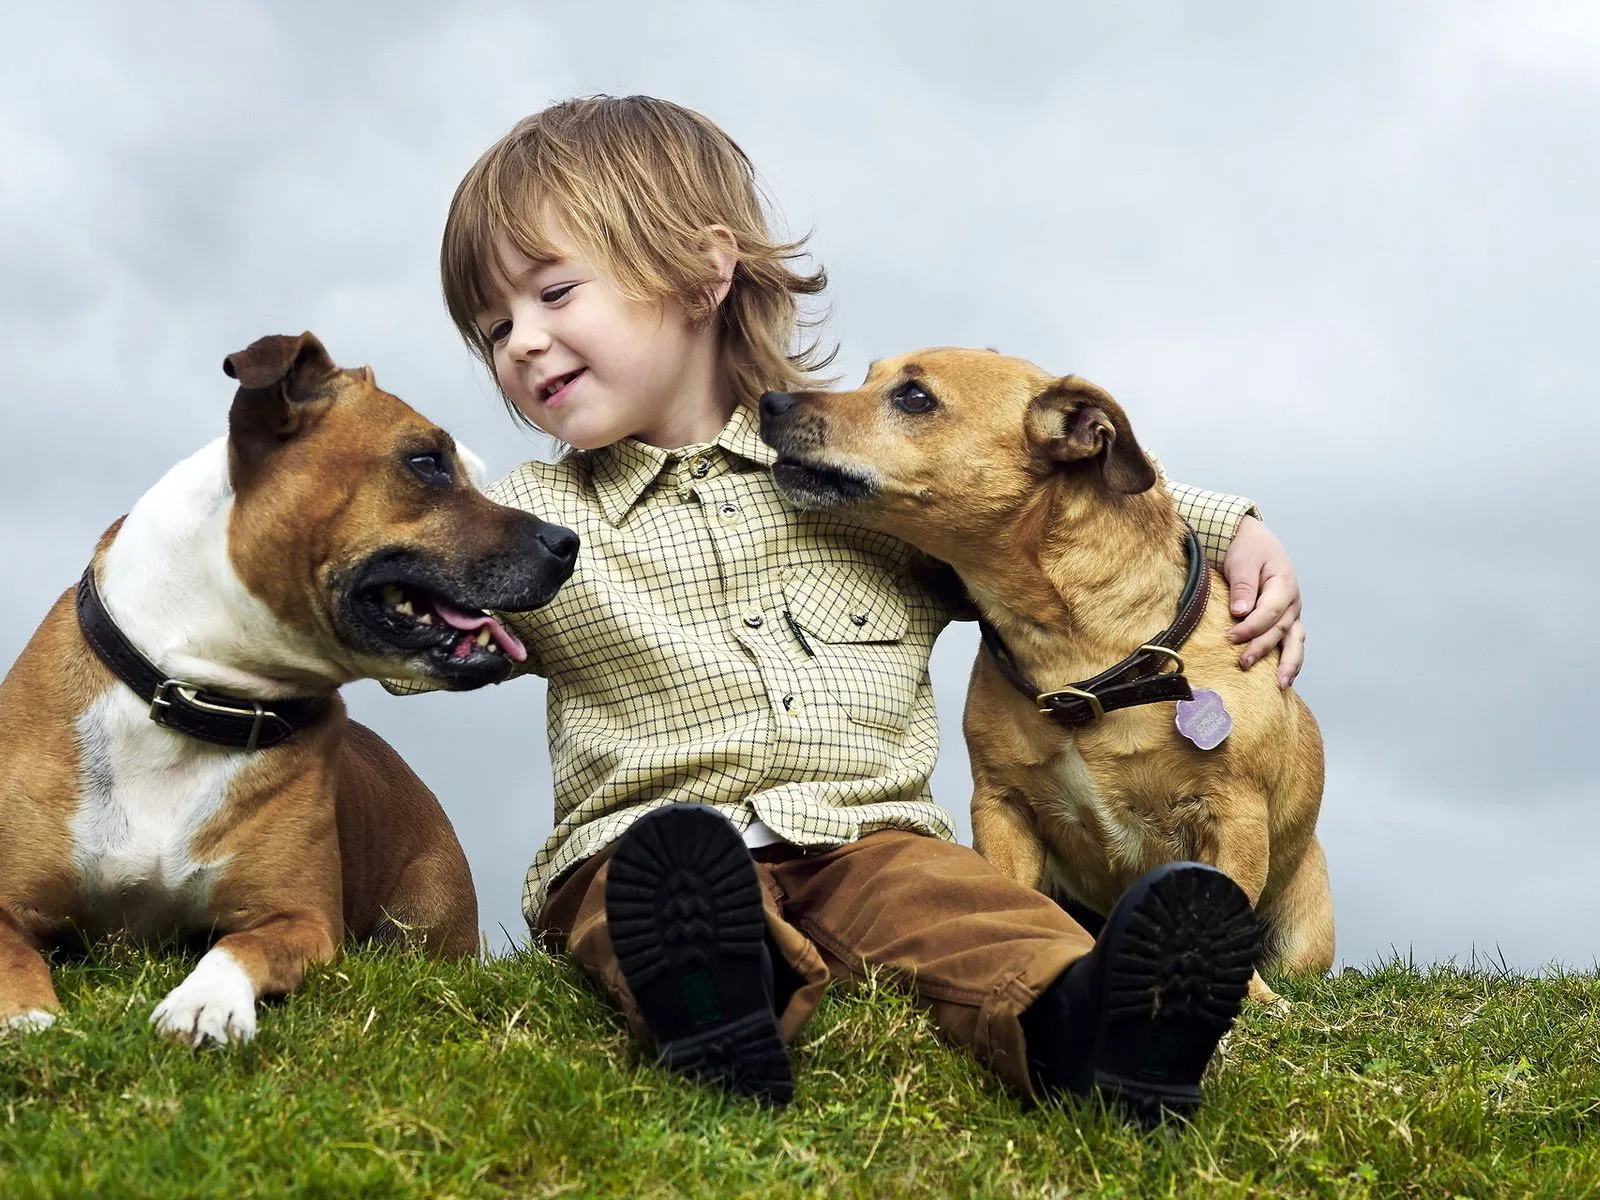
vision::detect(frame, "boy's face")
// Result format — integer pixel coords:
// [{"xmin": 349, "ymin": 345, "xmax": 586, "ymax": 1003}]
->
[{"xmin": 475, "ymin": 227, "xmax": 714, "ymax": 451}]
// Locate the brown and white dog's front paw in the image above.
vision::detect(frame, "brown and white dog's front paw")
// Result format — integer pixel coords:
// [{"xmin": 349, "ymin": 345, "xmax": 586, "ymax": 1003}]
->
[
  {"xmin": 2, "ymin": 1009, "xmax": 58, "ymax": 1034},
  {"xmin": 150, "ymin": 948, "xmax": 258, "ymax": 1047}
]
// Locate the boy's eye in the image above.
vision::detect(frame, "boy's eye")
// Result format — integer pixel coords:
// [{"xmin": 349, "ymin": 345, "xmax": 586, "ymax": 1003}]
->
[
  {"xmin": 892, "ymin": 381, "xmax": 939, "ymax": 414},
  {"xmin": 485, "ymin": 320, "xmax": 512, "ymax": 344},
  {"xmin": 541, "ymin": 283, "xmax": 578, "ymax": 304}
]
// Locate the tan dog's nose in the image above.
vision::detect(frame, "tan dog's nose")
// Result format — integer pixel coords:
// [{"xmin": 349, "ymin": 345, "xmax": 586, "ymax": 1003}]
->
[{"xmin": 759, "ymin": 391, "xmax": 797, "ymax": 420}]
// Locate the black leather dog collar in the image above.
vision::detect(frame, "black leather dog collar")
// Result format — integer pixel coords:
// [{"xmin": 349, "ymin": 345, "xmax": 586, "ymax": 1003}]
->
[
  {"xmin": 977, "ymin": 526, "xmax": 1210, "ymax": 729},
  {"xmin": 75, "ymin": 566, "xmax": 328, "ymax": 751}
]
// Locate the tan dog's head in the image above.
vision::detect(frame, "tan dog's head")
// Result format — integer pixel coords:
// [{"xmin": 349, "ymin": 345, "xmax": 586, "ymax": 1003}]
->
[
  {"xmin": 758, "ymin": 348, "xmax": 1157, "ymax": 563},
  {"xmin": 223, "ymin": 332, "xmax": 578, "ymax": 689}
]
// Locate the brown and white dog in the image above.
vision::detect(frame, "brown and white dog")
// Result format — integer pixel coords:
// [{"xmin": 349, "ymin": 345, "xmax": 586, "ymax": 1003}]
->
[
  {"xmin": 0, "ymin": 333, "xmax": 577, "ymax": 1044},
  {"xmin": 760, "ymin": 349, "xmax": 1332, "ymax": 1003}
]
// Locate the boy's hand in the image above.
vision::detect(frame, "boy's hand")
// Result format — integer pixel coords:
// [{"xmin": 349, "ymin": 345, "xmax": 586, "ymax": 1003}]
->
[{"xmin": 1222, "ymin": 516, "xmax": 1305, "ymax": 686}]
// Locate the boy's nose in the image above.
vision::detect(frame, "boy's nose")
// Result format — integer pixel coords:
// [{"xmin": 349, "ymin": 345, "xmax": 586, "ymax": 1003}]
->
[{"xmin": 507, "ymin": 319, "xmax": 552, "ymax": 361}]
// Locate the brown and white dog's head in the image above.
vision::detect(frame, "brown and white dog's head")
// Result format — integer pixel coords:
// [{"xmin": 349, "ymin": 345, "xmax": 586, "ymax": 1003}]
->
[
  {"xmin": 757, "ymin": 347, "xmax": 1158, "ymax": 565},
  {"xmin": 220, "ymin": 332, "xmax": 578, "ymax": 689}
]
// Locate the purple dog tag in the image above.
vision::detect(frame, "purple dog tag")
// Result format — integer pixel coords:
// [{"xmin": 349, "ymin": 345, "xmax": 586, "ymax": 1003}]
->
[{"xmin": 1176, "ymin": 689, "xmax": 1233, "ymax": 750}]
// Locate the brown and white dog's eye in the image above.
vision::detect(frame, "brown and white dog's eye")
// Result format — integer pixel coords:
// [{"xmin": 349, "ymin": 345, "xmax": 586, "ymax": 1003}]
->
[
  {"xmin": 892, "ymin": 380, "xmax": 939, "ymax": 414},
  {"xmin": 405, "ymin": 451, "xmax": 453, "ymax": 486}
]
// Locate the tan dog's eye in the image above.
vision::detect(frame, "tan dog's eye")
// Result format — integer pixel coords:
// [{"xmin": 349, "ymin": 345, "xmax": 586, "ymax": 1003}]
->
[
  {"xmin": 892, "ymin": 381, "xmax": 938, "ymax": 414},
  {"xmin": 405, "ymin": 451, "xmax": 453, "ymax": 487}
]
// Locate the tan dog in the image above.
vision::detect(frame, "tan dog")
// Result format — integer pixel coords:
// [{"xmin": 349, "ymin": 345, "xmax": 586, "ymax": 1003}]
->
[
  {"xmin": 0, "ymin": 333, "xmax": 578, "ymax": 1044},
  {"xmin": 759, "ymin": 349, "xmax": 1331, "ymax": 1002}
]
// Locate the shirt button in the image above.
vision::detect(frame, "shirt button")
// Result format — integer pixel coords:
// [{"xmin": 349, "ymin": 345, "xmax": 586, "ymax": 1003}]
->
[
  {"xmin": 782, "ymin": 693, "xmax": 803, "ymax": 715},
  {"xmin": 850, "ymin": 611, "xmax": 869, "ymax": 626},
  {"xmin": 690, "ymin": 457, "xmax": 711, "ymax": 479},
  {"xmin": 743, "ymin": 612, "xmax": 765, "ymax": 629}
]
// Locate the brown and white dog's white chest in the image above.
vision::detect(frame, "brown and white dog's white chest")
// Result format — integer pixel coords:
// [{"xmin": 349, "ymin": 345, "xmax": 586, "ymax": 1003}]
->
[{"xmin": 69, "ymin": 686, "xmax": 245, "ymax": 939}]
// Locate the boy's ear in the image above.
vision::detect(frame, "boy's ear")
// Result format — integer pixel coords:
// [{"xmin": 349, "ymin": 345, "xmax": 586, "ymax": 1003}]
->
[
  {"xmin": 224, "ymin": 332, "xmax": 340, "ymax": 481},
  {"xmin": 696, "ymin": 224, "xmax": 739, "ymax": 314},
  {"xmin": 1025, "ymin": 375, "xmax": 1157, "ymax": 494}
]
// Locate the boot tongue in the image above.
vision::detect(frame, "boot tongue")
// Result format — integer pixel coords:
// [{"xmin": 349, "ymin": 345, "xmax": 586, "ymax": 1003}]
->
[{"xmin": 431, "ymin": 598, "xmax": 528, "ymax": 662}]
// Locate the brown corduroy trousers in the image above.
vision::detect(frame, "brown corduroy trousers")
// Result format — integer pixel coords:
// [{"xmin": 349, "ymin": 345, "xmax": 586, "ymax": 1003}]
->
[{"xmin": 536, "ymin": 829, "xmax": 1098, "ymax": 1097}]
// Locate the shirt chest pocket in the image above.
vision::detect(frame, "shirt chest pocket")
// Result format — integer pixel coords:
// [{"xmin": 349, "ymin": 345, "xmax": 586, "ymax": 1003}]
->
[{"xmin": 782, "ymin": 563, "xmax": 926, "ymax": 733}]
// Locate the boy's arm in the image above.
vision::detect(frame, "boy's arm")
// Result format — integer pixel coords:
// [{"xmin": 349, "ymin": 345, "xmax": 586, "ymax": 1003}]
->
[
  {"xmin": 1165, "ymin": 478, "xmax": 1260, "ymax": 570},
  {"xmin": 1162, "ymin": 467, "xmax": 1305, "ymax": 687}
]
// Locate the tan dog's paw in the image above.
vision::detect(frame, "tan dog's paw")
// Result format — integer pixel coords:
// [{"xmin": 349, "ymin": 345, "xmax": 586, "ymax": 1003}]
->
[
  {"xmin": 1246, "ymin": 971, "xmax": 1290, "ymax": 1015},
  {"xmin": 2, "ymin": 1009, "xmax": 58, "ymax": 1033},
  {"xmin": 150, "ymin": 948, "xmax": 257, "ymax": 1047}
]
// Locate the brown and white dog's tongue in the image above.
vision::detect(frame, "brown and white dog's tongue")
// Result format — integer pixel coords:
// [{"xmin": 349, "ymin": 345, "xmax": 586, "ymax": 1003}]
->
[{"xmin": 432, "ymin": 598, "xmax": 528, "ymax": 662}]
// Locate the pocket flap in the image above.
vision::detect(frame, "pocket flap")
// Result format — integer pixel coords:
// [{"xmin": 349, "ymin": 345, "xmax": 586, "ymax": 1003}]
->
[{"xmin": 783, "ymin": 564, "xmax": 909, "ymax": 644}]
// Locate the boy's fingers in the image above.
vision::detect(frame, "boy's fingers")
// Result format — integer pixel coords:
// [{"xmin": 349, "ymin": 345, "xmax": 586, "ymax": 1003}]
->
[
  {"xmin": 1238, "ymin": 608, "xmax": 1298, "ymax": 669},
  {"xmin": 1276, "ymin": 621, "xmax": 1306, "ymax": 686},
  {"xmin": 1228, "ymin": 573, "xmax": 1260, "ymax": 618},
  {"xmin": 1228, "ymin": 574, "xmax": 1296, "ymax": 643}
]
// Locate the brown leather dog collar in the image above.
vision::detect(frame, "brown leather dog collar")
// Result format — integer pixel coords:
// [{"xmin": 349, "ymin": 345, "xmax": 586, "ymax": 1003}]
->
[
  {"xmin": 976, "ymin": 527, "xmax": 1209, "ymax": 729},
  {"xmin": 75, "ymin": 566, "xmax": 329, "ymax": 751}
]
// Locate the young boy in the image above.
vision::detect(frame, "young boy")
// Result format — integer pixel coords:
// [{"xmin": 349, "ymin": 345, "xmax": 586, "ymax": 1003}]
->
[{"xmin": 406, "ymin": 95, "xmax": 1304, "ymax": 1120}]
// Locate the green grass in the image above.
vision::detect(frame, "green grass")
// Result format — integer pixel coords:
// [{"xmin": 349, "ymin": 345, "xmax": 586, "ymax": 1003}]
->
[{"xmin": 2, "ymin": 946, "xmax": 1598, "ymax": 1199}]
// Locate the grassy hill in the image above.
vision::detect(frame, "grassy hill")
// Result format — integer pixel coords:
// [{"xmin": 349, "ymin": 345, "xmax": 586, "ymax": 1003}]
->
[{"xmin": 2, "ymin": 944, "xmax": 1597, "ymax": 1198}]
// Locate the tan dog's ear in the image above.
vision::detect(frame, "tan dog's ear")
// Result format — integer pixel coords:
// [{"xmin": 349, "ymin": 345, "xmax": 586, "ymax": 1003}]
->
[
  {"xmin": 224, "ymin": 332, "xmax": 340, "ymax": 484},
  {"xmin": 1026, "ymin": 376, "xmax": 1157, "ymax": 494}
]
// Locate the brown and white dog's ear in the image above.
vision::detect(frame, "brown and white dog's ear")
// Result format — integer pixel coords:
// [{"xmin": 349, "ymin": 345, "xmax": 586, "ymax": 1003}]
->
[
  {"xmin": 1026, "ymin": 375, "xmax": 1157, "ymax": 494},
  {"xmin": 224, "ymin": 332, "xmax": 340, "ymax": 483},
  {"xmin": 223, "ymin": 332, "xmax": 337, "ymax": 395}
]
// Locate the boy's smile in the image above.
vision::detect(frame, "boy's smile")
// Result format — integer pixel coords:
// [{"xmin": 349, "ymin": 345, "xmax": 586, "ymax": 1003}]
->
[
  {"xmin": 535, "ymin": 368, "xmax": 587, "ymax": 409},
  {"xmin": 476, "ymin": 229, "xmax": 735, "ymax": 451}
]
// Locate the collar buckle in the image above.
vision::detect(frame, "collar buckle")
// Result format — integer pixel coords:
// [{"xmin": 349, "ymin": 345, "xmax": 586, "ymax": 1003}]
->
[
  {"xmin": 1035, "ymin": 685, "xmax": 1105, "ymax": 720},
  {"xmin": 149, "ymin": 678, "xmax": 283, "ymax": 752}
]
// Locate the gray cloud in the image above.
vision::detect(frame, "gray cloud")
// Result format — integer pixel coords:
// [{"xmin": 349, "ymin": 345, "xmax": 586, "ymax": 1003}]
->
[{"xmin": 3, "ymin": 0, "xmax": 1596, "ymax": 967}]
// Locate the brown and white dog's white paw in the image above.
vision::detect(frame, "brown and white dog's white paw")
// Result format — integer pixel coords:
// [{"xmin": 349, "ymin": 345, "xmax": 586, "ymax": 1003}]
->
[
  {"xmin": 150, "ymin": 947, "xmax": 257, "ymax": 1047},
  {"xmin": 2, "ymin": 1009, "xmax": 58, "ymax": 1034}
]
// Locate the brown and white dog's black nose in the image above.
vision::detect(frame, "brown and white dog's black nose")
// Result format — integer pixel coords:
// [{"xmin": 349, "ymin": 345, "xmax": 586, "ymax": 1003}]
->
[{"xmin": 534, "ymin": 521, "xmax": 580, "ymax": 570}]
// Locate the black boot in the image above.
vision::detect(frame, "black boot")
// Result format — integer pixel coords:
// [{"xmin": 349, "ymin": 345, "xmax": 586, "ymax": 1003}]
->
[
  {"xmin": 604, "ymin": 804, "xmax": 793, "ymax": 1106},
  {"xmin": 1020, "ymin": 861, "xmax": 1260, "ymax": 1124}
]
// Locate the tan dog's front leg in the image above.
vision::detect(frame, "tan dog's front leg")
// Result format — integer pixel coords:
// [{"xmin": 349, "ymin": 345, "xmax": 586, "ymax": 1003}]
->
[
  {"xmin": 971, "ymin": 781, "xmax": 1047, "ymax": 890},
  {"xmin": 1204, "ymin": 802, "xmax": 1281, "ymax": 1006},
  {"xmin": 150, "ymin": 913, "xmax": 338, "ymax": 1047},
  {"xmin": 0, "ymin": 908, "xmax": 59, "ymax": 1032}
]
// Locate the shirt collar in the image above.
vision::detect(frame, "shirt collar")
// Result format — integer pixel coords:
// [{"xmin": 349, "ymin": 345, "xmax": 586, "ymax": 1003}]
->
[
  {"xmin": 584, "ymin": 403, "xmax": 777, "ymax": 525},
  {"xmin": 715, "ymin": 402, "xmax": 778, "ymax": 470}
]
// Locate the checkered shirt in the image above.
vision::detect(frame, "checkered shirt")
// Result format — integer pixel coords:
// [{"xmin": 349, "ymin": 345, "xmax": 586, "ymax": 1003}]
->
[{"xmin": 388, "ymin": 404, "xmax": 1257, "ymax": 924}]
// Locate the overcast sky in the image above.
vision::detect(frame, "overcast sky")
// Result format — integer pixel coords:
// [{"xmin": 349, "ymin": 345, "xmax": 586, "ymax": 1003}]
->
[{"xmin": 3, "ymin": 1, "xmax": 1596, "ymax": 969}]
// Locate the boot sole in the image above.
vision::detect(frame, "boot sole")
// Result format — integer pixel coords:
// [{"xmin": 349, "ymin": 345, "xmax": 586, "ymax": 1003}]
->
[
  {"xmin": 605, "ymin": 804, "xmax": 793, "ymax": 1106},
  {"xmin": 1089, "ymin": 862, "xmax": 1259, "ymax": 1123}
]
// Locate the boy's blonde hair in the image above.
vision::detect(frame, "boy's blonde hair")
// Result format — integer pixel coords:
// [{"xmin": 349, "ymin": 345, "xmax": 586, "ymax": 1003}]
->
[{"xmin": 442, "ymin": 95, "xmax": 831, "ymax": 417}]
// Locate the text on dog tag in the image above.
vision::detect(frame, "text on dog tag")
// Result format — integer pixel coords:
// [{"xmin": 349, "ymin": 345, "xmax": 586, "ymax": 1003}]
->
[{"xmin": 1175, "ymin": 689, "xmax": 1232, "ymax": 750}]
